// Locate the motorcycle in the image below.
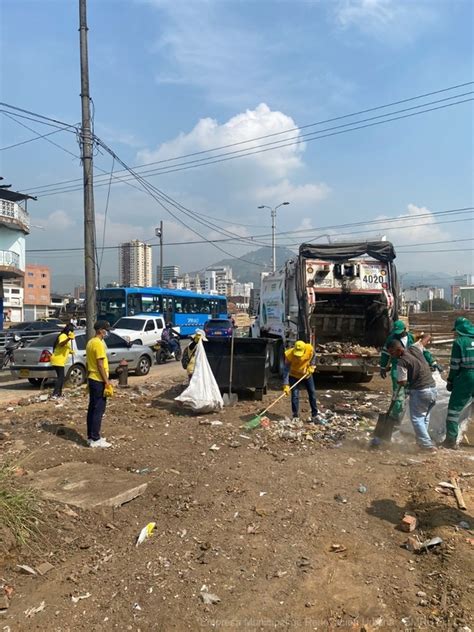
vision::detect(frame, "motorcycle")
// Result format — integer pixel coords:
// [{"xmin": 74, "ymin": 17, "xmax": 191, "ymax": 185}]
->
[
  {"xmin": 1, "ymin": 334, "xmax": 23, "ymax": 369},
  {"xmin": 153, "ymin": 339, "xmax": 182, "ymax": 365}
]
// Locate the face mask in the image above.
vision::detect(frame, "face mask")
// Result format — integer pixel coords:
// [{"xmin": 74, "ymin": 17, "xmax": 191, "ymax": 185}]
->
[{"xmin": 103, "ymin": 331, "xmax": 110, "ymax": 339}]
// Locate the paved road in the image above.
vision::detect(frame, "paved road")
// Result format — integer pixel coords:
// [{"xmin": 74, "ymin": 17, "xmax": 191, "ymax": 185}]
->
[{"xmin": 0, "ymin": 361, "xmax": 183, "ymax": 404}]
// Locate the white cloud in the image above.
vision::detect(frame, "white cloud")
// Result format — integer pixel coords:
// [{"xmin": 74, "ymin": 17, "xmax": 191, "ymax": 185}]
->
[
  {"xmin": 42, "ymin": 210, "xmax": 76, "ymax": 231},
  {"xmin": 373, "ymin": 203, "xmax": 446, "ymax": 244},
  {"xmin": 333, "ymin": 0, "xmax": 437, "ymax": 43},
  {"xmin": 255, "ymin": 179, "xmax": 330, "ymax": 206}
]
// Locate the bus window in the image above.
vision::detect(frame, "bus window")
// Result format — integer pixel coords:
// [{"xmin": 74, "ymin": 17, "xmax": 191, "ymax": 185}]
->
[
  {"xmin": 174, "ymin": 298, "xmax": 183, "ymax": 313},
  {"xmin": 163, "ymin": 297, "xmax": 173, "ymax": 322},
  {"xmin": 142, "ymin": 294, "xmax": 162, "ymax": 313},
  {"xmin": 127, "ymin": 294, "xmax": 142, "ymax": 316},
  {"xmin": 97, "ymin": 289, "xmax": 126, "ymax": 324}
]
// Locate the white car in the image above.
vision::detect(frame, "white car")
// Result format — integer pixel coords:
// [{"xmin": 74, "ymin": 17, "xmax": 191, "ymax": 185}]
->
[{"xmin": 112, "ymin": 315, "xmax": 167, "ymax": 346}]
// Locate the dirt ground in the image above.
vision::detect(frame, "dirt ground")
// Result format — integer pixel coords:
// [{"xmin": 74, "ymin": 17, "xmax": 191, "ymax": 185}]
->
[{"xmin": 0, "ymin": 361, "xmax": 473, "ymax": 632}]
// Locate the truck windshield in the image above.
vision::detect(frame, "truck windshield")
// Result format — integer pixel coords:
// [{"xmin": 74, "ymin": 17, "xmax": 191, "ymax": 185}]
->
[{"xmin": 113, "ymin": 318, "xmax": 144, "ymax": 331}]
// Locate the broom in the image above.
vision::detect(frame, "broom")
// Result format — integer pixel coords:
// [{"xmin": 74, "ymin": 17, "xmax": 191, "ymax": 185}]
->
[{"xmin": 244, "ymin": 374, "xmax": 308, "ymax": 430}]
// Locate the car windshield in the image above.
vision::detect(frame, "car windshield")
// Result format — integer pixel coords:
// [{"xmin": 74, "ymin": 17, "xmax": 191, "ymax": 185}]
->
[
  {"xmin": 207, "ymin": 320, "xmax": 232, "ymax": 329},
  {"xmin": 113, "ymin": 318, "xmax": 144, "ymax": 331},
  {"xmin": 9, "ymin": 322, "xmax": 32, "ymax": 330}
]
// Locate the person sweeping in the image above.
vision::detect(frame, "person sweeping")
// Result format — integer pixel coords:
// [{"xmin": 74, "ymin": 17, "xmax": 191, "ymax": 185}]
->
[
  {"xmin": 442, "ymin": 316, "xmax": 474, "ymax": 449},
  {"xmin": 282, "ymin": 340, "xmax": 324, "ymax": 424}
]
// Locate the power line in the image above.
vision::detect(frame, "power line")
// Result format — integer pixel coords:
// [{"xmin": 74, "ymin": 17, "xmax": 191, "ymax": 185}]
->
[
  {"xmin": 0, "ymin": 102, "xmax": 77, "ymax": 130},
  {"xmin": 22, "ymin": 80, "xmax": 474, "ymax": 194},
  {"xmin": 0, "ymin": 118, "xmax": 79, "ymax": 151},
  {"xmin": 25, "ymin": 206, "xmax": 473, "ymax": 254}
]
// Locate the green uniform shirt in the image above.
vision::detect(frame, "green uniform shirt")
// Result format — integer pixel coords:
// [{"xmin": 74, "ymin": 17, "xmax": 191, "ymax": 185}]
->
[{"xmin": 448, "ymin": 334, "xmax": 474, "ymax": 381}]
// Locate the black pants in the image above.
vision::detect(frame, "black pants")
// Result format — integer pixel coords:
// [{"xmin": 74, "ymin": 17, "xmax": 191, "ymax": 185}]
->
[
  {"xmin": 87, "ymin": 379, "xmax": 106, "ymax": 441},
  {"xmin": 53, "ymin": 366, "xmax": 65, "ymax": 397}
]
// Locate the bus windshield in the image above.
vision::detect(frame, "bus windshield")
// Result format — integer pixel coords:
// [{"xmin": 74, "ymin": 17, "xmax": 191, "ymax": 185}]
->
[{"xmin": 97, "ymin": 289, "xmax": 126, "ymax": 324}]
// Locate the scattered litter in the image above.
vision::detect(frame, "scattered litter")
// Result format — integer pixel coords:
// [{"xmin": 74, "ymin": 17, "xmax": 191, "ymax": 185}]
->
[
  {"xmin": 260, "ymin": 417, "xmax": 271, "ymax": 429},
  {"xmin": 458, "ymin": 521, "xmax": 471, "ymax": 530},
  {"xmin": 24, "ymin": 601, "xmax": 46, "ymax": 617},
  {"xmin": 132, "ymin": 603, "xmax": 142, "ymax": 611},
  {"xmin": 246, "ymin": 524, "xmax": 258, "ymax": 534},
  {"xmin": 238, "ymin": 434, "xmax": 252, "ymax": 440},
  {"xmin": 71, "ymin": 593, "xmax": 91, "ymax": 604},
  {"xmin": 17, "ymin": 564, "xmax": 37, "ymax": 576},
  {"xmin": 210, "ymin": 420, "xmax": 223, "ymax": 426},
  {"xmin": 0, "ymin": 596, "xmax": 9, "ymax": 611},
  {"xmin": 4, "ymin": 586, "xmax": 14, "ymax": 600},
  {"xmin": 296, "ymin": 556, "xmax": 311, "ymax": 568},
  {"xmin": 259, "ymin": 491, "xmax": 267, "ymax": 497},
  {"xmin": 334, "ymin": 494, "xmax": 347, "ymax": 504},
  {"xmin": 36, "ymin": 562, "xmax": 54, "ymax": 576},
  {"xmin": 405, "ymin": 535, "xmax": 443, "ymax": 553},
  {"xmin": 209, "ymin": 444, "xmax": 220, "ymax": 451},
  {"xmin": 200, "ymin": 586, "xmax": 220, "ymax": 605},
  {"xmin": 358, "ymin": 484, "xmax": 367, "ymax": 494},
  {"xmin": 438, "ymin": 481, "xmax": 456, "ymax": 489},
  {"xmin": 330, "ymin": 543, "xmax": 347, "ymax": 553},
  {"xmin": 136, "ymin": 522, "xmax": 156, "ymax": 547},
  {"xmin": 228, "ymin": 440, "xmax": 241, "ymax": 448},
  {"xmin": 400, "ymin": 514, "xmax": 417, "ymax": 533}
]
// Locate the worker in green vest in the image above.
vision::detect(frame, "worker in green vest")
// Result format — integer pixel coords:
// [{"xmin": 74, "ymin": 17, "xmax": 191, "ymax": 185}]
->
[
  {"xmin": 380, "ymin": 319, "xmax": 436, "ymax": 422},
  {"xmin": 442, "ymin": 317, "xmax": 474, "ymax": 449}
]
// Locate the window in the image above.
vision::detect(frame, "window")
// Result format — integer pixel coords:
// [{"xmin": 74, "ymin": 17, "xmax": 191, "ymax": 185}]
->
[
  {"xmin": 105, "ymin": 333, "xmax": 127, "ymax": 349},
  {"xmin": 41, "ymin": 285, "xmax": 47, "ymax": 289},
  {"xmin": 75, "ymin": 335, "xmax": 87, "ymax": 351},
  {"xmin": 145, "ymin": 320, "xmax": 155, "ymax": 332},
  {"xmin": 11, "ymin": 289, "xmax": 20, "ymax": 295},
  {"xmin": 41, "ymin": 273, "xmax": 47, "ymax": 278},
  {"xmin": 127, "ymin": 294, "xmax": 142, "ymax": 316},
  {"xmin": 156, "ymin": 318, "xmax": 164, "ymax": 329},
  {"xmin": 28, "ymin": 284, "xmax": 34, "ymax": 288},
  {"xmin": 27, "ymin": 272, "xmax": 34, "ymax": 277},
  {"xmin": 141, "ymin": 294, "xmax": 162, "ymax": 313}
]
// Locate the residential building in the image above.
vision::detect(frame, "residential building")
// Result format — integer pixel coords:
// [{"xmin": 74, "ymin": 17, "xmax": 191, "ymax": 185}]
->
[
  {"xmin": 3, "ymin": 280, "xmax": 23, "ymax": 323},
  {"xmin": 456, "ymin": 286, "xmax": 474, "ymax": 309},
  {"xmin": 205, "ymin": 265, "xmax": 234, "ymax": 296},
  {"xmin": 23, "ymin": 264, "xmax": 51, "ymax": 320},
  {"xmin": 156, "ymin": 265, "xmax": 179, "ymax": 286},
  {"xmin": 0, "ymin": 186, "xmax": 32, "ymax": 328},
  {"xmin": 119, "ymin": 240, "xmax": 152, "ymax": 287},
  {"xmin": 451, "ymin": 274, "xmax": 474, "ymax": 304},
  {"xmin": 74, "ymin": 285, "xmax": 85, "ymax": 301},
  {"xmin": 249, "ymin": 288, "xmax": 260, "ymax": 316},
  {"xmin": 233, "ymin": 282, "xmax": 254, "ymax": 297},
  {"xmin": 403, "ymin": 286, "xmax": 444, "ymax": 304}
]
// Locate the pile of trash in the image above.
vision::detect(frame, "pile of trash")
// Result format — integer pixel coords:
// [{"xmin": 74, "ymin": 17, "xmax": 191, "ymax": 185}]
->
[
  {"xmin": 315, "ymin": 342, "xmax": 378, "ymax": 356},
  {"xmin": 265, "ymin": 408, "xmax": 372, "ymax": 446}
]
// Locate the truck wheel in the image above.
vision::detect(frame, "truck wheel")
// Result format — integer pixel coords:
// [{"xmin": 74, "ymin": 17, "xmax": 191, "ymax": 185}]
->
[
  {"xmin": 175, "ymin": 347, "xmax": 182, "ymax": 362},
  {"xmin": 255, "ymin": 388, "xmax": 264, "ymax": 401}
]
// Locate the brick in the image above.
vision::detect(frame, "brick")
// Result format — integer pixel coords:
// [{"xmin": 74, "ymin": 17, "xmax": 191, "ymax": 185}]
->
[{"xmin": 400, "ymin": 514, "xmax": 417, "ymax": 532}]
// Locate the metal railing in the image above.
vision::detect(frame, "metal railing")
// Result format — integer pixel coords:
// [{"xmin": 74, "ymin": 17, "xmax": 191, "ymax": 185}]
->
[
  {"xmin": 0, "ymin": 200, "xmax": 30, "ymax": 231},
  {"xmin": 0, "ymin": 327, "xmax": 60, "ymax": 352},
  {"xmin": 0, "ymin": 250, "xmax": 20, "ymax": 269}
]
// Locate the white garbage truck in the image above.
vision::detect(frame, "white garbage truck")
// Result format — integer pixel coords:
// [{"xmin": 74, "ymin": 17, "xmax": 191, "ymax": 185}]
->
[{"xmin": 255, "ymin": 241, "xmax": 401, "ymax": 382}]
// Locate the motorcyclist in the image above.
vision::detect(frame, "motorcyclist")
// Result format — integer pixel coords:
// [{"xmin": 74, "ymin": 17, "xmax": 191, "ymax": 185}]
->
[{"xmin": 161, "ymin": 322, "xmax": 180, "ymax": 357}]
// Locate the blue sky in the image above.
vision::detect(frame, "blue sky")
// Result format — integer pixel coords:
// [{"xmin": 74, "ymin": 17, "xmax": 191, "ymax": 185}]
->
[{"xmin": 1, "ymin": 0, "xmax": 473, "ymax": 290}]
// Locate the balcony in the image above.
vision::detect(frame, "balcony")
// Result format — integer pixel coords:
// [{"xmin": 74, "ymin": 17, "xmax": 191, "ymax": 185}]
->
[
  {"xmin": 0, "ymin": 200, "xmax": 30, "ymax": 233},
  {"xmin": 0, "ymin": 250, "xmax": 22, "ymax": 278}
]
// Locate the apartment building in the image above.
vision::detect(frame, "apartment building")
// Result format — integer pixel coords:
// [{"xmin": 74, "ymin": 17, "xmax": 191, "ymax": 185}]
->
[
  {"xmin": 119, "ymin": 240, "xmax": 152, "ymax": 287},
  {"xmin": 24, "ymin": 264, "xmax": 51, "ymax": 320}
]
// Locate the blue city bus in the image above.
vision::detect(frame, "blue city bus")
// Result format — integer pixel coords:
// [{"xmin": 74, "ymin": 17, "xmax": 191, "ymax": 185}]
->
[{"xmin": 97, "ymin": 287, "xmax": 228, "ymax": 336}]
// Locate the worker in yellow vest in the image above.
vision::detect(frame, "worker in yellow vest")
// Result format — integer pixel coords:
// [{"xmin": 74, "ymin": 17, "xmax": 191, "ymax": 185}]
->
[{"xmin": 282, "ymin": 340, "xmax": 325, "ymax": 424}]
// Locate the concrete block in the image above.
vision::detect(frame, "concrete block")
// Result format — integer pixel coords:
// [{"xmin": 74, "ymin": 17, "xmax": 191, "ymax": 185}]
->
[{"xmin": 30, "ymin": 462, "xmax": 147, "ymax": 510}]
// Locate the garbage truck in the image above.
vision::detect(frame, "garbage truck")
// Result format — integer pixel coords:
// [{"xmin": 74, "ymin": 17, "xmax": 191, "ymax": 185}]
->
[{"xmin": 255, "ymin": 241, "xmax": 401, "ymax": 382}]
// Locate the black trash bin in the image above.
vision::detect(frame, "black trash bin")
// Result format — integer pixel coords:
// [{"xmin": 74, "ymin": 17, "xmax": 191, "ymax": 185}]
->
[{"xmin": 203, "ymin": 337, "xmax": 271, "ymax": 400}]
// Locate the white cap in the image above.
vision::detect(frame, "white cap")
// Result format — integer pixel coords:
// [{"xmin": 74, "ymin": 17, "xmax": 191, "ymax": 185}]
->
[{"xmin": 195, "ymin": 328, "xmax": 208, "ymax": 341}]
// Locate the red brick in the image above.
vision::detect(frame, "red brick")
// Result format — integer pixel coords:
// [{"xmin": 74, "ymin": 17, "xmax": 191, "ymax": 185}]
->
[{"xmin": 400, "ymin": 514, "xmax": 417, "ymax": 532}]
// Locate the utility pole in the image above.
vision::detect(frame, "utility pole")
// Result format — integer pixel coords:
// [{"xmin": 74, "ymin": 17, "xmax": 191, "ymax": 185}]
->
[
  {"xmin": 155, "ymin": 221, "xmax": 163, "ymax": 286},
  {"xmin": 79, "ymin": 0, "xmax": 97, "ymax": 339},
  {"xmin": 257, "ymin": 202, "xmax": 290, "ymax": 272}
]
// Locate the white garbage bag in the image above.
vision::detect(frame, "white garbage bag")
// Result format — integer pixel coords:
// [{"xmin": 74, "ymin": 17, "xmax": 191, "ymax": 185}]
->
[
  {"xmin": 399, "ymin": 371, "xmax": 471, "ymax": 443},
  {"xmin": 175, "ymin": 341, "xmax": 224, "ymax": 413}
]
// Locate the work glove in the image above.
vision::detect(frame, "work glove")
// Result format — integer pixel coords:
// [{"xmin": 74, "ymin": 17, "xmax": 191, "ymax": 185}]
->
[
  {"xmin": 380, "ymin": 368, "xmax": 387, "ymax": 379},
  {"xmin": 307, "ymin": 366, "xmax": 315, "ymax": 375},
  {"xmin": 283, "ymin": 384, "xmax": 290, "ymax": 396},
  {"xmin": 446, "ymin": 381, "xmax": 453, "ymax": 393},
  {"xmin": 68, "ymin": 332, "xmax": 75, "ymax": 340}
]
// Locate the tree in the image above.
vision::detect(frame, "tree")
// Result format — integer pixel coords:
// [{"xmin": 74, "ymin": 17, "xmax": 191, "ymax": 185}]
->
[{"xmin": 421, "ymin": 298, "xmax": 453, "ymax": 312}]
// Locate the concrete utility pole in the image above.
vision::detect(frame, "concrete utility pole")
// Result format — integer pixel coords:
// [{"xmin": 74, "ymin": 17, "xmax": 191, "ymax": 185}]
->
[
  {"xmin": 79, "ymin": 0, "xmax": 97, "ymax": 339},
  {"xmin": 155, "ymin": 221, "xmax": 163, "ymax": 286},
  {"xmin": 257, "ymin": 202, "xmax": 290, "ymax": 272}
]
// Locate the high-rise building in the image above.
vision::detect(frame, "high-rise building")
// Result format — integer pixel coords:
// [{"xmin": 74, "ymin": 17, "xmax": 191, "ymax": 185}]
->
[
  {"xmin": 23, "ymin": 264, "xmax": 51, "ymax": 320},
  {"xmin": 156, "ymin": 265, "xmax": 179, "ymax": 286},
  {"xmin": 119, "ymin": 240, "xmax": 152, "ymax": 287}
]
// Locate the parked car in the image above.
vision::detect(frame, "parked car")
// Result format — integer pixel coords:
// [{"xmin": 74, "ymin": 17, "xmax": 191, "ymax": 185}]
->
[
  {"xmin": 36, "ymin": 318, "xmax": 63, "ymax": 326},
  {"xmin": 203, "ymin": 318, "xmax": 234, "ymax": 338},
  {"xmin": 112, "ymin": 315, "xmax": 166, "ymax": 346},
  {"xmin": 8, "ymin": 321, "xmax": 62, "ymax": 333},
  {"xmin": 11, "ymin": 331, "xmax": 154, "ymax": 387}
]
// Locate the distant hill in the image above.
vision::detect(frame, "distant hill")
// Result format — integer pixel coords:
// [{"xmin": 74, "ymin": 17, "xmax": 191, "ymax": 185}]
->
[
  {"xmin": 399, "ymin": 270, "xmax": 454, "ymax": 297},
  {"xmin": 202, "ymin": 246, "xmax": 296, "ymax": 286}
]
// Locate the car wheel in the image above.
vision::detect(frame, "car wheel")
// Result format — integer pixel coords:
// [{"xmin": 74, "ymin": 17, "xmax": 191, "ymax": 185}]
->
[
  {"xmin": 132, "ymin": 339, "xmax": 142, "ymax": 345},
  {"xmin": 136, "ymin": 355, "xmax": 151, "ymax": 376},
  {"xmin": 66, "ymin": 364, "xmax": 87, "ymax": 387},
  {"xmin": 28, "ymin": 378, "xmax": 43, "ymax": 387}
]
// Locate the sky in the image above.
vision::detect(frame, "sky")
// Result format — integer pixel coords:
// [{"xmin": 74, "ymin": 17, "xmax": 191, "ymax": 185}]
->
[{"xmin": 0, "ymin": 0, "xmax": 473, "ymax": 292}]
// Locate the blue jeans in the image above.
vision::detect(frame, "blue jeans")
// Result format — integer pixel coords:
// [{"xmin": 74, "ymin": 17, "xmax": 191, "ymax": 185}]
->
[
  {"xmin": 409, "ymin": 387, "xmax": 437, "ymax": 448},
  {"xmin": 87, "ymin": 379, "xmax": 107, "ymax": 441},
  {"xmin": 289, "ymin": 375, "xmax": 318, "ymax": 418}
]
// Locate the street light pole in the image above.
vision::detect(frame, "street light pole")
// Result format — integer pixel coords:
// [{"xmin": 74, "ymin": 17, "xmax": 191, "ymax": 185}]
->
[
  {"xmin": 257, "ymin": 202, "xmax": 290, "ymax": 272},
  {"xmin": 155, "ymin": 221, "xmax": 163, "ymax": 286}
]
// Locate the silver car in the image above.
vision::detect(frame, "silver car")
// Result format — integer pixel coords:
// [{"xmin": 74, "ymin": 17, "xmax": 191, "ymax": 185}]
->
[{"xmin": 11, "ymin": 331, "xmax": 154, "ymax": 387}]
